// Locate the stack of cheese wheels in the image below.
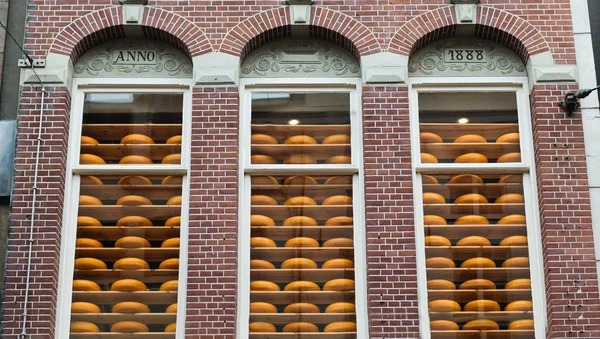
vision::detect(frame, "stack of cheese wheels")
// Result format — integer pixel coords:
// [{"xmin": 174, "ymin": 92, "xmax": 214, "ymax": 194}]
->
[
  {"xmin": 116, "ymin": 195, "xmax": 152, "ymax": 205},
  {"xmin": 284, "ymin": 196, "xmax": 317, "ymax": 205},
  {"xmin": 121, "ymin": 134, "xmax": 154, "ymax": 144},
  {"xmin": 251, "ymin": 134, "xmax": 278, "ymax": 144},
  {"xmin": 430, "ymin": 320, "xmax": 459, "ymax": 330},
  {"xmin": 71, "ymin": 302, "xmax": 101, "ymax": 314},
  {"xmin": 111, "ymin": 321, "xmax": 149, "ymax": 333},
  {"xmin": 111, "ymin": 279, "xmax": 147, "ymax": 291},
  {"xmin": 284, "ymin": 175, "xmax": 317, "ymax": 185},
  {"xmin": 80, "ymin": 154, "xmax": 106, "ymax": 165},
  {"xmin": 427, "ymin": 279, "xmax": 456, "ymax": 290},
  {"xmin": 324, "ymin": 321, "xmax": 357, "ymax": 332},
  {"xmin": 71, "ymin": 321, "xmax": 100, "ymax": 333},
  {"xmin": 420, "ymin": 132, "xmax": 442, "ymax": 143},
  {"xmin": 428, "ymin": 299, "xmax": 461, "ymax": 312},
  {"xmin": 118, "ymin": 175, "xmax": 152, "ymax": 185},
  {"xmin": 454, "ymin": 134, "xmax": 487, "ymax": 143},
  {"xmin": 284, "ymin": 302, "xmax": 320, "ymax": 313},
  {"xmin": 166, "ymin": 135, "xmax": 182, "ymax": 144},
  {"xmin": 120, "ymin": 155, "xmax": 153, "ymax": 165},
  {"xmin": 284, "ymin": 281, "xmax": 320, "ymax": 291},
  {"xmin": 282, "ymin": 322, "xmax": 319, "ymax": 332},
  {"xmin": 284, "ymin": 135, "xmax": 317, "ymax": 144},
  {"xmin": 250, "ymin": 302, "xmax": 278, "ymax": 313},
  {"xmin": 463, "ymin": 319, "xmax": 499, "ymax": 330},
  {"xmin": 249, "ymin": 322, "xmax": 276, "ymax": 332},
  {"xmin": 323, "ymin": 134, "xmax": 350, "ymax": 144},
  {"xmin": 162, "ymin": 153, "xmax": 181, "ymax": 164},
  {"xmin": 160, "ymin": 280, "xmax": 178, "ymax": 291},
  {"xmin": 325, "ymin": 302, "xmax": 355, "ymax": 313},
  {"xmin": 112, "ymin": 301, "xmax": 150, "ymax": 313},
  {"xmin": 322, "ymin": 258, "xmax": 353, "ymax": 268},
  {"xmin": 81, "ymin": 136, "xmax": 99, "ymax": 145},
  {"xmin": 113, "ymin": 257, "xmax": 150, "ymax": 270},
  {"xmin": 455, "ymin": 152, "xmax": 488, "ymax": 163},
  {"xmin": 285, "ymin": 154, "xmax": 317, "ymax": 164},
  {"xmin": 464, "ymin": 299, "xmax": 501, "ymax": 312}
]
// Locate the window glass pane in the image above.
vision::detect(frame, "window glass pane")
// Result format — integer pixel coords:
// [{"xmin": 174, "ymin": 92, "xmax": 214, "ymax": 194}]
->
[
  {"xmin": 249, "ymin": 175, "xmax": 357, "ymax": 337},
  {"xmin": 80, "ymin": 93, "xmax": 183, "ymax": 165},
  {"xmin": 70, "ymin": 174, "xmax": 182, "ymax": 336},
  {"xmin": 419, "ymin": 92, "xmax": 521, "ymax": 164},
  {"xmin": 251, "ymin": 93, "xmax": 351, "ymax": 165}
]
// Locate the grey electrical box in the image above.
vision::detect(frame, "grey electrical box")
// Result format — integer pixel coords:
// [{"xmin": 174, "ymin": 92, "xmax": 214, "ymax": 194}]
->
[{"xmin": 0, "ymin": 120, "xmax": 16, "ymax": 196}]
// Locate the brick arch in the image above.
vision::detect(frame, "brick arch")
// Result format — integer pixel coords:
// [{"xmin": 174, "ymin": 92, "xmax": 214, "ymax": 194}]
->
[{"xmin": 49, "ymin": 6, "xmax": 212, "ymax": 62}]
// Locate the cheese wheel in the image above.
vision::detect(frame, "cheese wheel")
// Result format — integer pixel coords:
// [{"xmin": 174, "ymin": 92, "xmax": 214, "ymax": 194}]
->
[
  {"xmin": 420, "ymin": 132, "xmax": 443, "ymax": 143},
  {"xmin": 282, "ymin": 322, "xmax": 319, "ymax": 332},
  {"xmin": 498, "ymin": 214, "xmax": 526, "ymax": 225},
  {"xmin": 113, "ymin": 258, "xmax": 150, "ymax": 270},
  {"xmin": 322, "ymin": 238, "xmax": 353, "ymax": 247},
  {"xmin": 284, "ymin": 135, "xmax": 317, "ymax": 144},
  {"xmin": 496, "ymin": 132, "xmax": 520, "ymax": 143},
  {"xmin": 111, "ymin": 279, "xmax": 147, "ymax": 292},
  {"xmin": 112, "ymin": 302, "xmax": 150, "ymax": 313},
  {"xmin": 285, "ymin": 154, "xmax": 317, "ymax": 164},
  {"xmin": 251, "ymin": 237, "xmax": 277, "ymax": 248},
  {"xmin": 285, "ymin": 237, "xmax": 319, "ymax": 247},
  {"xmin": 281, "ymin": 258, "xmax": 318, "ymax": 269},
  {"xmin": 324, "ymin": 321, "xmax": 357, "ymax": 332},
  {"xmin": 117, "ymin": 216, "xmax": 153, "ymax": 227},
  {"xmin": 424, "ymin": 215, "xmax": 447, "ymax": 225},
  {"xmin": 455, "ymin": 193, "xmax": 488, "ymax": 204},
  {"xmin": 322, "ymin": 258, "xmax": 354, "ymax": 269},
  {"xmin": 252, "ymin": 176, "xmax": 279, "ymax": 185},
  {"xmin": 323, "ymin": 278, "xmax": 354, "ymax": 291},
  {"xmin": 323, "ymin": 134, "xmax": 351, "ymax": 144},
  {"xmin": 284, "ymin": 196, "xmax": 317, "ymax": 206},
  {"xmin": 118, "ymin": 176, "xmax": 152, "ymax": 185},
  {"xmin": 71, "ymin": 302, "xmax": 101, "ymax": 314},
  {"xmin": 322, "ymin": 195, "xmax": 352, "ymax": 205},
  {"xmin": 455, "ymin": 215, "xmax": 489, "ymax": 225},
  {"xmin": 284, "ymin": 216, "xmax": 318, "ymax": 226},
  {"xmin": 502, "ymin": 257, "xmax": 529, "ymax": 267},
  {"xmin": 166, "ymin": 196, "xmax": 182, "ymax": 205},
  {"xmin": 505, "ymin": 278, "xmax": 531, "ymax": 289},
  {"xmin": 111, "ymin": 321, "xmax": 149, "ymax": 333},
  {"xmin": 430, "ymin": 320, "xmax": 459, "ymax": 330},
  {"xmin": 74, "ymin": 258, "xmax": 107, "ymax": 270},
  {"xmin": 505, "ymin": 300, "xmax": 533, "ymax": 311},
  {"xmin": 425, "ymin": 235, "xmax": 451, "ymax": 247},
  {"xmin": 73, "ymin": 279, "xmax": 101, "ymax": 291},
  {"xmin": 326, "ymin": 155, "xmax": 351, "ymax": 164},
  {"xmin": 116, "ymin": 195, "xmax": 152, "ymax": 206},
  {"xmin": 508, "ymin": 319, "xmax": 534, "ymax": 330},
  {"xmin": 250, "ymin": 302, "xmax": 278, "ymax": 313},
  {"xmin": 324, "ymin": 216, "xmax": 353, "ymax": 226},
  {"xmin": 80, "ymin": 154, "xmax": 106, "ymax": 165},
  {"xmin": 159, "ymin": 258, "xmax": 179, "ymax": 269},
  {"xmin": 499, "ymin": 174, "xmax": 521, "ymax": 183},
  {"xmin": 462, "ymin": 319, "xmax": 499, "ymax": 331},
  {"xmin": 251, "ymin": 134, "xmax": 278, "ymax": 144},
  {"xmin": 115, "ymin": 237, "xmax": 152, "ymax": 250},
  {"xmin": 166, "ymin": 135, "xmax": 182, "ymax": 144},
  {"xmin": 165, "ymin": 216, "xmax": 181, "ymax": 226},
  {"xmin": 161, "ymin": 237, "xmax": 180, "ymax": 248},
  {"xmin": 81, "ymin": 136, "xmax": 99, "ymax": 145},
  {"xmin": 426, "ymin": 257, "xmax": 456, "ymax": 268},
  {"xmin": 455, "ymin": 153, "xmax": 488, "ymax": 163},
  {"xmin": 251, "ymin": 215, "xmax": 276, "ymax": 226},
  {"xmin": 423, "ymin": 192, "xmax": 446, "ymax": 204},
  {"xmin": 251, "ymin": 280, "xmax": 280, "ymax": 291},
  {"xmin": 427, "ymin": 279, "xmax": 456, "ymax": 290},
  {"xmin": 284, "ymin": 176, "xmax": 318, "ymax": 185},
  {"xmin": 500, "ymin": 235, "xmax": 528, "ymax": 246},
  {"xmin": 428, "ymin": 299, "xmax": 461, "ymax": 312},
  {"xmin": 160, "ymin": 280, "xmax": 178, "ymax": 291},
  {"xmin": 252, "ymin": 155, "xmax": 277, "ymax": 164},
  {"xmin": 251, "ymin": 195, "xmax": 278, "ymax": 205},
  {"xmin": 449, "ymin": 174, "xmax": 483, "ymax": 184},
  {"xmin": 166, "ymin": 303, "xmax": 177, "ymax": 313},
  {"xmin": 422, "ymin": 175, "xmax": 439, "ymax": 184},
  {"xmin": 79, "ymin": 195, "xmax": 103, "ymax": 206},
  {"xmin": 495, "ymin": 193, "xmax": 525, "ymax": 204},
  {"xmin": 162, "ymin": 176, "xmax": 182, "ymax": 185},
  {"xmin": 464, "ymin": 299, "xmax": 501, "ymax": 312},
  {"xmin": 459, "ymin": 279, "xmax": 496, "ymax": 290},
  {"xmin": 81, "ymin": 176, "xmax": 103, "ymax": 185},
  {"xmin": 77, "ymin": 216, "xmax": 102, "ymax": 227},
  {"xmin": 284, "ymin": 302, "xmax": 320, "ymax": 313},
  {"xmin": 250, "ymin": 260, "xmax": 276, "ymax": 269},
  {"xmin": 456, "ymin": 236, "xmax": 491, "ymax": 246},
  {"xmin": 324, "ymin": 176, "xmax": 352, "ymax": 185},
  {"xmin": 421, "ymin": 153, "xmax": 438, "ymax": 163},
  {"xmin": 165, "ymin": 323, "xmax": 176, "ymax": 332},
  {"xmin": 76, "ymin": 238, "xmax": 103, "ymax": 248},
  {"xmin": 284, "ymin": 281, "xmax": 320, "ymax": 291},
  {"xmin": 249, "ymin": 322, "xmax": 277, "ymax": 332},
  {"xmin": 454, "ymin": 134, "xmax": 487, "ymax": 143},
  {"xmin": 71, "ymin": 321, "xmax": 100, "ymax": 333},
  {"xmin": 120, "ymin": 155, "xmax": 153, "ymax": 164},
  {"xmin": 461, "ymin": 257, "xmax": 496, "ymax": 268},
  {"xmin": 325, "ymin": 302, "xmax": 355, "ymax": 313},
  {"xmin": 162, "ymin": 153, "xmax": 181, "ymax": 164},
  {"xmin": 497, "ymin": 152, "xmax": 521, "ymax": 163},
  {"xmin": 121, "ymin": 134, "xmax": 154, "ymax": 144}
]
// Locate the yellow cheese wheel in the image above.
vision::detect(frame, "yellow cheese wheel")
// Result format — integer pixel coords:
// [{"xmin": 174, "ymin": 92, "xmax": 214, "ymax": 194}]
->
[
  {"xmin": 323, "ymin": 134, "xmax": 351, "ymax": 144},
  {"xmin": 115, "ymin": 237, "xmax": 150, "ymax": 249},
  {"xmin": 462, "ymin": 319, "xmax": 499, "ymax": 330},
  {"xmin": 285, "ymin": 237, "xmax": 319, "ymax": 247},
  {"xmin": 424, "ymin": 215, "xmax": 447, "ymax": 225},
  {"xmin": 166, "ymin": 196, "xmax": 182, "ymax": 205},
  {"xmin": 500, "ymin": 235, "xmax": 528, "ymax": 246},
  {"xmin": 251, "ymin": 134, "xmax": 278, "ymax": 144},
  {"xmin": 111, "ymin": 279, "xmax": 147, "ymax": 292},
  {"xmin": 160, "ymin": 280, "xmax": 178, "ymax": 291},
  {"xmin": 284, "ymin": 216, "xmax": 318, "ymax": 226},
  {"xmin": 113, "ymin": 258, "xmax": 150, "ymax": 270},
  {"xmin": 325, "ymin": 302, "xmax": 355, "ymax": 313},
  {"xmin": 426, "ymin": 257, "xmax": 456, "ymax": 268},
  {"xmin": 120, "ymin": 155, "xmax": 153, "ymax": 164},
  {"xmin": 455, "ymin": 153, "xmax": 488, "ymax": 163},
  {"xmin": 284, "ymin": 302, "xmax": 320, "ymax": 313},
  {"xmin": 324, "ymin": 216, "xmax": 353, "ymax": 226},
  {"xmin": 508, "ymin": 319, "xmax": 534, "ymax": 330},
  {"xmin": 164, "ymin": 323, "xmax": 176, "ymax": 332},
  {"xmin": 282, "ymin": 322, "xmax": 319, "ymax": 332},
  {"xmin": 496, "ymin": 132, "xmax": 520, "ymax": 143},
  {"xmin": 166, "ymin": 303, "xmax": 177, "ymax": 313},
  {"xmin": 421, "ymin": 153, "xmax": 438, "ymax": 163},
  {"xmin": 121, "ymin": 134, "xmax": 154, "ymax": 144},
  {"xmin": 422, "ymin": 175, "xmax": 439, "ymax": 184},
  {"xmin": 161, "ymin": 237, "xmax": 180, "ymax": 248},
  {"xmin": 324, "ymin": 321, "xmax": 357, "ymax": 332},
  {"xmin": 284, "ymin": 196, "xmax": 317, "ymax": 206},
  {"xmin": 251, "ymin": 214, "xmax": 276, "ymax": 226},
  {"xmin": 76, "ymin": 238, "xmax": 103, "ymax": 248},
  {"xmin": 116, "ymin": 195, "xmax": 152, "ymax": 206},
  {"xmin": 423, "ymin": 192, "xmax": 446, "ymax": 204},
  {"xmin": 497, "ymin": 152, "xmax": 521, "ymax": 163},
  {"xmin": 323, "ymin": 278, "xmax": 354, "ymax": 291},
  {"xmin": 249, "ymin": 322, "xmax": 276, "ymax": 332},
  {"xmin": 284, "ymin": 281, "xmax": 320, "ymax": 291},
  {"xmin": 427, "ymin": 279, "xmax": 456, "ymax": 290},
  {"xmin": 251, "ymin": 237, "xmax": 277, "ymax": 248},
  {"xmin": 502, "ymin": 257, "xmax": 529, "ymax": 267},
  {"xmin": 454, "ymin": 134, "xmax": 487, "ymax": 143},
  {"xmin": 162, "ymin": 176, "xmax": 182, "ymax": 185},
  {"xmin": 81, "ymin": 136, "xmax": 99, "ymax": 145},
  {"xmin": 456, "ymin": 236, "xmax": 491, "ymax": 246},
  {"xmin": 464, "ymin": 299, "xmax": 501, "ymax": 312},
  {"xmin": 112, "ymin": 302, "xmax": 150, "ymax": 313},
  {"xmin": 111, "ymin": 321, "xmax": 149, "ymax": 333},
  {"xmin": 79, "ymin": 195, "xmax": 103, "ymax": 206},
  {"xmin": 250, "ymin": 260, "xmax": 276, "ymax": 269},
  {"xmin": 73, "ymin": 279, "xmax": 101, "ymax": 291},
  {"xmin": 459, "ymin": 279, "xmax": 496, "ymax": 290},
  {"xmin": 505, "ymin": 300, "xmax": 533, "ymax": 311},
  {"xmin": 165, "ymin": 216, "xmax": 181, "ymax": 226},
  {"xmin": 322, "ymin": 238, "xmax": 353, "ymax": 247},
  {"xmin": 159, "ymin": 258, "xmax": 179, "ymax": 269},
  {"xmin": 428, "ymin": 299, "xmax": 461, "ymax": 312},
  {"xmin": 324, "ymin": 176, "xmax": 352, "ymax": 185},
  {"xmin": 505, "ymin": 278, "xmax": 531, "ymax": 289},
  {"xmin": 251, "ymin": 280, "xmax": 280, "ymax": 291},
  {"xmin": 430, "ymin": 320, "xmax": 459, "ymax": 330},
  {"xmin": 166, "ymin": 135, "xmax": 182, "ymax": 144},
  {"xmin": 284, "ymin": 135, "xmax": 317, "ymax": 144},
  {"xmin": 449, "ymin": 174, "xmax": 483, "ymax": 184},
  {"xmin": 71, "ymin": 302, "xmax": 101, "ymax": 314},
  {"xmin": 251, "ymin": 155, "xmax": 277, "ymax": 164},
  {"xmin": 322, "ymin": 258, "xmax": 354, "ymax": 269},
  {"xmin": 77, "ymin": 216, "xmax": 102, "ymax": 227},
  {"xmin": 252, "ymin": 176, "xmax": 279, "ymax": 185},
  {"xmin": 74, "ymin": 258, "xmax": 107, "ymax": 270},
  {"xmin": 326, "ymin": 155, "xmax": 351, "ymax": 164},
  {"xmin": 284, "ymin": 176, "xmax": 318, "ymax": 185},
  {"xmin": 251, "ymin": 195, "xmax": 278, "ymax": 205},
  {"xmin": 162, "ymin": 153, "xmax": 181, "ymax": 164},
  {"xmin": 420, "ymin": 132, "xmax": 443, "ymax": 143},
  {"xmin": 322, "ymin": 195, "xmax": 352, "ymax": 205},
  {"xmin": 80, "ymin": 154, "xmax": 106, "ymax": 165},
  {"xmin": 455, "ymin": 193, "xmax": 488, "ymax": 204},
  {"xmin": 250, "ymin": 302, "xmax": 278, "ymax": 313},
  {"xmin": 281, "ymin": 258, "xmax": 318, "ymax": 269},
  {"xmin": 71, "ymin": 321, "xmax": 100, "ymax": 333},
  {"xmin": 425, "ymin": 236, "xmax": 451, "ymax": 247},
  {"xmin": 498, "ymin": 214, "xmax": 526, "ymax": 224},
  {"xmin": 285, "ymin": 154, "xmax": 317, "ymax": 164},
  {"xmin": 455, "ymin": 215, "xmax": 489, "ymax": 224},
  {"xmin": 118, "ymin": 176, "xmax": 152, "ymax": 185},
  {"xmin": 461, "ymin": 257, "xmax": 496, "ymax": 268},
  {"xmin": 495, "ymin": 193, "xmax": 525, "ymax": 204},
  {"xmin": 117, "ymin": 216, "xmax": 153, "ymax": 226},
  {"xmin": 499, "ymin": 174, "xmax": 522, "ymax": 183},
  {"xmin": 81, "ymin": 176, "xmax": 103, "ymax": 185}
]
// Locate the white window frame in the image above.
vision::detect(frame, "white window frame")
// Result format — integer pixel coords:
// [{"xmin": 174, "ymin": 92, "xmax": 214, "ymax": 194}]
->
[
  {"xmin": 55, "ymin": 77, "xmax": 194, "ymax": 339},
  {"xmin": 237, "ymin": 77, "xmax": 368, "ymax": 339},
  {"xmin": 408, "ymin": 76, "xmax": 546, "ymax": 339}
]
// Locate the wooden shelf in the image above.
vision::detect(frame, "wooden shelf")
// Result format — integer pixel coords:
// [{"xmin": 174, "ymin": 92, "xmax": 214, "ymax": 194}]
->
[
  {"xmin": 82, "ymin": 124, "xmax": 182, "ymax": 142},
  {"xmin": 251, "ymin": 247, "xmax": 353, "ymax": 262},
  {"xmin": 75, "ymin": 248, "xmax": 179, "ymax": 262},
  {"xmin": 431, "ymin": 330, "xmax": 534, "ymax": 339},
  {"xmin": 426, "ymin": 268, "xmax": 530, "ymax": 282},
  {"xmin": 74, "ymin": 269, "xmax": 178, "ymax": 284},
  {"xmin": 76, "ymin": 226, "xmax": 180, "ymax": 241},
  {"xmin": 71, "ymin": 334, "xmax": 174, "ymax": 339},
  {"xmin": 251, "ymin": 226, "xmax": 353, "ymax": 241},
  {"xmin": 421, "ymin": 143, "xmax": 520, "ymax": 160},
  {"xmin": 251, "ymin": 206, "xmax": 352, "ymax": 221},
  {"xmin": 422, "ymin": 204, "xmax": 525, "ymax": 220},
  {"xmin": 249, "ymin": 313, "xmax": 355, "ymax": 324},
  {"xmin": 80, "ymin": 185, "xmax": 182, "ymax": 201},
  {"xmin": 425, "ymin": 225, "xmax": 527, "ymax": 240},
  {"xmin": 251, "ymin": 291, "xmax": 355, "ymax": 304},
  {"xmin": 71, "ymin": 313, "xmax": 176, "ymax": 325},
  {"xmin": 72, "ymin": 291, "xmax": 177, "ymax": 304},
  {"xmin": 429, "ymin": 311, "xmax": 533, "ymax": 323},
  {"xmin": 419, "ymin": 123, "xmax": 518, "ymax": 140},
  {"xmin": 252, "ymin": 144, "xmax": 351, "ymax": 160},
  {"xmin": 80, "ymin": 144, "xmax": 181, "ymax": 161},
  {"xmin": 422, "ymin": 184, "xmax": 523, "ymax": 199},
  {"xmin": 427, "ymin": 289, "xmax": 531, "ymax": 303},
  {"xmin": 249, "ymin": 334, "xmax": 356, "ymax": 339},
  {"xmin": 252, "ymin": 125, "xmax": 351, "ymax": 140},
  {"xmin": 252, "ymin": 185, "xmax": 352, "ymax": 201},
  {"xmin": 425, "ymin": 246, "xmax": 528, "ymax": 260},
  {"xmin": 78, "ymin": 206, "xmax": 181, "ymax": 222},
  {"xmin": 251, "ymin": 269, "xmax": 354, "ymax": 283}
]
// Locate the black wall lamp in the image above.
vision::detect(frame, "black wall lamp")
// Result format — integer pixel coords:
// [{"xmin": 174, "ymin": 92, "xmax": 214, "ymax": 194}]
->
[{"xmin": 559, "ymin": 85, "xmax": 600, "ymax": 116}]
